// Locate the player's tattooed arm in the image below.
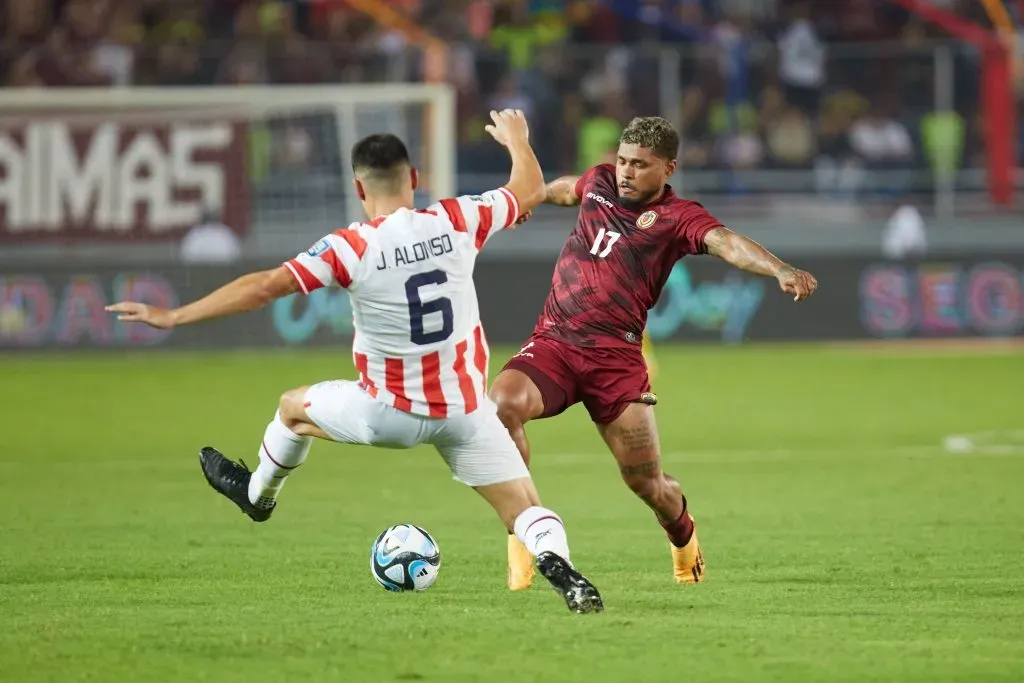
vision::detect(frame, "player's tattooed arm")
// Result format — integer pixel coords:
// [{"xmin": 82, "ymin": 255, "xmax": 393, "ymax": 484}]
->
[
  {"xmin": 702, "ymin": 226, "xmax": 818, "ymax": 301},
  {"xmin": 702, "ymin": 227, "xmax": 784, "ymax": 276},
  {"xmin": 106, "ymin": 267, "xmax": 300, "ymax": 329},
  {"xmin": 543, "ymin": 176, "xmax": 582, "ymax": 206}
]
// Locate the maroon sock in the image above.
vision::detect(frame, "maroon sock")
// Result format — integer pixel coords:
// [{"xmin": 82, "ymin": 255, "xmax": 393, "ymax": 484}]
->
[{"xmin": 659, "ymin": 498, "xmax": 694, "ymax": 548}]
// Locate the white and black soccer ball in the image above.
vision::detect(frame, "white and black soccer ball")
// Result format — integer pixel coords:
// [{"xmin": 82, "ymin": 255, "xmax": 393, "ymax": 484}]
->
[{"xmin": 370, "ymin": 524, "xmax": 441, "ymax": 592}]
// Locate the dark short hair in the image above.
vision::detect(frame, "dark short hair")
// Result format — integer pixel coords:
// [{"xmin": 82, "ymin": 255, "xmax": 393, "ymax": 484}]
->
[
  {"xmin": 619, "ymin": 116, "xmax": 679, "ymax": 161},
  {"xmin": 351, "ymin": 134, "xmax": 411, "ymax": 189}
]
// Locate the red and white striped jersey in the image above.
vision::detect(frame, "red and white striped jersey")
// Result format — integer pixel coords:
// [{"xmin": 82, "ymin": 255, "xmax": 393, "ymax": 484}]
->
[{"xmin": 283, "ymin": 187, "xmax": 520, "ymax": 418}]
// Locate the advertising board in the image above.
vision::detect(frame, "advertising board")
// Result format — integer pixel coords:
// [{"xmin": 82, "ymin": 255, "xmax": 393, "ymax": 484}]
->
[{"xmin": 2, "ymin": 255, "xmax": 1022, "ymax": 350}]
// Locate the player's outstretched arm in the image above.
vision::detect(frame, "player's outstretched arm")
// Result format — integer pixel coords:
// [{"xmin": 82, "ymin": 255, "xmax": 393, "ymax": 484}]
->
[
  {"xmin": 484, "ymin": 109, "xmax": 546, "ymax": 214},
  {"xmin": 703, "ymin": 227, "xmax": 818, "ymax": 302},
  {"xmin": 106, "ymin": 266, "xmax": 299, "ymax": 329},
  {"xmin": 542, "ymin": 175, "xmax": 582, "ymax": 207}
]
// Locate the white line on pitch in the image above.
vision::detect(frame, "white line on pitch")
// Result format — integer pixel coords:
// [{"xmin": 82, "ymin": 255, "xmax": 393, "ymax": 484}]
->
[{"xmin": 544, "ymin": 442, "xmax": 1023, "ymax": 464}]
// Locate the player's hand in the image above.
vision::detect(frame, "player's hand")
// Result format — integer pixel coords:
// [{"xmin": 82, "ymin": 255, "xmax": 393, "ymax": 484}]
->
[
  {"xmin": 777, "ymin": 266, "xmax": 818, "ymax": 302},
  {"xmin": 105, "ymin": 301, "xmax": 176, "ymax": 329},
  {"xmin": 508, "ymin": 210, "xmax": 532, "ymax": 230},
  {"xmin": 484, "ymin": 109, "xmax": 529, "ymax": 147}
]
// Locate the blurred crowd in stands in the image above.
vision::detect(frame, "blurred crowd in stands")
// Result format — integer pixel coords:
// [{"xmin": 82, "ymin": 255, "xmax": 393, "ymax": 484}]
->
[{"xmin": 2, "ymin": 0, "xmax": 1022, "ymax": 186}]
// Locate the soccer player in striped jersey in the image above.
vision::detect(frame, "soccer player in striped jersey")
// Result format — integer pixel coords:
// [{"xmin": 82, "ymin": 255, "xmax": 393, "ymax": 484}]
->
[{"xmin": 105, "ymin": 110, "xmax": 604, "ymax": 614}]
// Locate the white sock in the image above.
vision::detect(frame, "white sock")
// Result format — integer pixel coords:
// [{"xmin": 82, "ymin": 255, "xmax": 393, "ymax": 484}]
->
[
  {"xmin": 248, "ymin": 411, "xmax": 312, "ymax": 509},
  {"xmin": 513, "ymin": 506, "xmax": 571, "ymax": 564}
]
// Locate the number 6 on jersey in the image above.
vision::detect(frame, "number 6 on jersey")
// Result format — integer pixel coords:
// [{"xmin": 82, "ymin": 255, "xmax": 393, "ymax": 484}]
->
[
  {"xmin": 589, "ymin": 228, "xmax": 620, "ymax": 258},
  {"xmin": 405, "ymin": 270, "xmax": 454, "ymax": 346}
]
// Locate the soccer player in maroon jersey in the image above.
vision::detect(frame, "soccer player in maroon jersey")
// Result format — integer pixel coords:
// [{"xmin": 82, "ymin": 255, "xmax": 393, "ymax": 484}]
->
[{"xmin": 490, "ymin": 117, "xmax": 818, "ymax": 590}]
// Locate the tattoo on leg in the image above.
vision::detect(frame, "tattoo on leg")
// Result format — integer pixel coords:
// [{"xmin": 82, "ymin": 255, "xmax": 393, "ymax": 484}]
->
[
  {"xmin": 619, "ymin": 460, "xmax": 659, "ymax": 476},
  {"xmin": 614, "ymin": 424, "xmax": 657, "ymax": 458}
]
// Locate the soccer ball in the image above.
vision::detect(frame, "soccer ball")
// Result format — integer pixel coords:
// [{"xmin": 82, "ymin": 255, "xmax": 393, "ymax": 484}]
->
[{"xmin": 370, "ymin": 524, "xmax": 441, "ymax": 592}]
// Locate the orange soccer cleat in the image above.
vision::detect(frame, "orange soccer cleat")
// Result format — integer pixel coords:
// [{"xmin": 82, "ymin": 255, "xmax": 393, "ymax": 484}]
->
[
  {"xmin": 671, "ymin": 515, "xmax": 705, "ymax": 584},
  {"xmin": 507, "ymin": 534, "xmax": 536, "ymax": 590}
]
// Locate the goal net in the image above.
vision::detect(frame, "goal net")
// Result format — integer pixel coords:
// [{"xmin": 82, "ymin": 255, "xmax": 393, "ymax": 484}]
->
[{"xmin": 0, "ymin": 84, "xmax": 456, "ymax": 257}]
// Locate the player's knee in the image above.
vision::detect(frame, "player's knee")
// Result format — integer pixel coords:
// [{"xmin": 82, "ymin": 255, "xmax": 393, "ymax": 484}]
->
[
  {"xmin": 491, "ymin": 387, "xmax": 531, "ymax": 429},
  {"xmin": 618, "ymin": 458, "xmax": 669, "ymax": 504},
  {"xmin": 278, "ymin": 386, "xmax": 310, "ymax": 428},
  {"xmin": 474, "ymin": 478, "xmax": 538, "ymax": 531}
]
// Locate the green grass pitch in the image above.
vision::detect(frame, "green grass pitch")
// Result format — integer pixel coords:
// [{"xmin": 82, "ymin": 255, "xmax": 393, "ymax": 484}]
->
[{"xmin": 2, "ymin": 343, "xmax": 1023, "ymax": 683}]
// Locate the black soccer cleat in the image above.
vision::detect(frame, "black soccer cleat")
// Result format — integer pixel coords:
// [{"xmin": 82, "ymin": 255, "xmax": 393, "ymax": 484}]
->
[
  {"xmin": 198, "ymin": 446, "xmax": 275, "ymax": 523},
  {"xmin": 535, "ymin": 552, "xmax": 605, "ymax": 614}
]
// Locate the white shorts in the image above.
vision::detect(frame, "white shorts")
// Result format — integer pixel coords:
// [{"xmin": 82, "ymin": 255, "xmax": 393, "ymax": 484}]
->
[{"xmin": 302, "ymin": 380, "xmax": 530, "ymax": 488}]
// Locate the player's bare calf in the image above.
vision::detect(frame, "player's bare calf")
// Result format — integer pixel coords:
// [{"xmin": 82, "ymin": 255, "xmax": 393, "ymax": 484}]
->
[
  {"xmin": 598, "ymin": 403, "xmax": 704, "ymax": 583},
  {"xmin": 599, "ymin": 403, "xmax": 681, "ymax": 516},
  {"xmin": 489, "ymin": 367, "xmax": 547, "ymax": 590}
]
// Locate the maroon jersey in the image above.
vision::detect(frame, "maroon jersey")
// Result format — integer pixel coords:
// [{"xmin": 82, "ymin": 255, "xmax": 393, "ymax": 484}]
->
[{"xmin": 534, "ymin": 164, "xmax": 722, "ymax": 348}]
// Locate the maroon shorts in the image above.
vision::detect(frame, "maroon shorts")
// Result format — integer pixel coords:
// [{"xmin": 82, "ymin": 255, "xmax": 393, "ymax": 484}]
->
[{"xmin": 501, "ymin": 334, "xmax": 655, "ymax": 425}]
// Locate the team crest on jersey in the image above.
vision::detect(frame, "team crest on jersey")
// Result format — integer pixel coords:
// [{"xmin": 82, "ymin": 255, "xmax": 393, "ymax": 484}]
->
[
  {"xmin": 640, "ymin": 391, "xmax": 658, "ymax": 406},
  {"xmin": 636, "ymin": 210, "xmax": 658, "ymax": 230},
  {"xmin": 306, "ymin": 238, "xmax": 331, "ymax": 256}
]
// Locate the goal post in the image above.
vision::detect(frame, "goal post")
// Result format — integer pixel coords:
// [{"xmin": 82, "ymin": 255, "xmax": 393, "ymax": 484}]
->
[{"xmin": 0, "ymin": 84, "xmax": 456, "ymax": 245}]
